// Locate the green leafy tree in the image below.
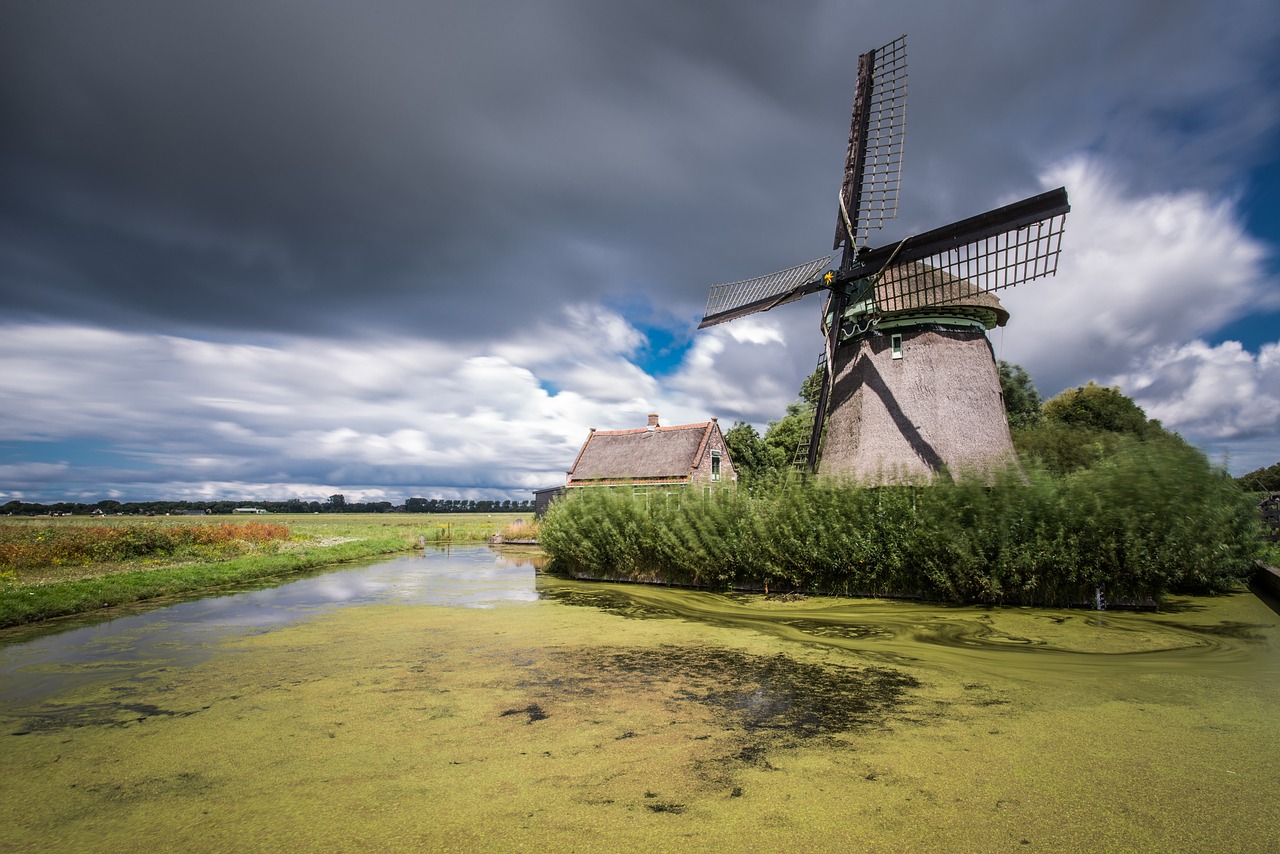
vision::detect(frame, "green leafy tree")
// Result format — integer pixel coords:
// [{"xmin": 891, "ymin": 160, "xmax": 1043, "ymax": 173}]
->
[
  {"xmin": 997, "ymin": 361, "xmax": 1042, "ymax": 428},
  {"xmin": 799, "ymin": 366, "xmax": 824, "ymax": 407},
  {"xmin": 1014, "ymin": 382, "xmax": 1186, "ymax": 476},
  {"xmin": 720, "ymin": 368, "xmax": 825, "ymax": 492},
  {"xmin": 764, "ymin": 402, "xmax": 814, "ymax": 470},
  {"xmin": 1041, "ymin": 381, "xmax": 1157, "ymax": 436},
  {"xmin": 724, "ymin": 421, "xmax": 775, "ymax": 491},
  {"xmin": 760, "ymin": 367, "xmax": 824, "ymax": 473}
]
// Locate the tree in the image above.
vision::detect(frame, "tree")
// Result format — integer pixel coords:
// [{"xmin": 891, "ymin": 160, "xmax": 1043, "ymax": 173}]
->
[
  {"xmin": 1237, "ymin": 461, "xmax": 1280, "ymax": 492},
  {"xmin": 1014, "ymin": 382, "xmax": 1186, "ymax": 477},
  {"xmin": 997, "ymin": 360, "xmax": 1042, "ymax": 428},
  {"xmin": 721, "ymin": 367, "xmax": 826, "ymax": 493},
  {"xmin": 763, "ymin": 402, "xmax": 813, "ymax": 470},
  {"xmin": 724, "ymin": 421, "xmax": 774, "ymax": 491},
  {"xmin": 1041, "ymin": 381, "xmax": 1155, "ymax": 436},
  {"xmin": 799, "ymin": 366, "xmax": 824, "ymax": 408},
  {"xmin": 327, "ymin": 494, "xmax": 347, "ymax": 512}
]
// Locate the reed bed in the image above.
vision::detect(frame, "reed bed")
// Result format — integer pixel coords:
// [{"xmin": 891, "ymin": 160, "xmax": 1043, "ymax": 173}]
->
[
  {"xmin": 0, "ymin": 521, "xmax": 290, "ymax": 569},
  {"xmin": 540, "ymin": 441, "xmax": 1261, "ymax": 606}
]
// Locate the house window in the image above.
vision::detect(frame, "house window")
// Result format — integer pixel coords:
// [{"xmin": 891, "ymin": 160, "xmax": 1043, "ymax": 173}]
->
[
  {"xmin": 711, "ymin": 450, "xmax": 722, "ymax": 482},
  {"xmin": 891, "ymin": 333, "xmax": 903, "ymax": 360}
]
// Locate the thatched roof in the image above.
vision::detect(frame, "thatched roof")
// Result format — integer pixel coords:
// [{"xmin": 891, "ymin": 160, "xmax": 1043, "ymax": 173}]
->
[
  {"xmin": 872, "ymin": 262, "xmax": 1009, "ymax": 326},
  {"xmin": 567, "ymin": 420, "xmax": 718, "ymax": 485}
]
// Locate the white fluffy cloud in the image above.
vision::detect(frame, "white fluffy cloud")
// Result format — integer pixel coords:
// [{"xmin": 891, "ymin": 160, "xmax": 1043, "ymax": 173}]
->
[
  {"xmin": 1113, "ymin": 339, "xmax": 1280, "ymax": 445},
  {"xmin": 992, "ymin": 158, "xmax": 1279, "ymax": 462},
  {"xmin": 0, "ymin": 303, "xmax": 756, "ymax": 502},
  {"xmin": 0, "ymin": 318, "xmax": 599, "ymax": 501},
  {"xmin": 997, "ymin": 158, "xmax": 1277, "ymax": 393}
]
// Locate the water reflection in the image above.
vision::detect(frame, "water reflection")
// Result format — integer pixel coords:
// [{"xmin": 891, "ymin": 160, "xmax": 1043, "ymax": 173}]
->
[{"xmin": 0, "ymin": 546, "xmax": 538, "ymax": 716}]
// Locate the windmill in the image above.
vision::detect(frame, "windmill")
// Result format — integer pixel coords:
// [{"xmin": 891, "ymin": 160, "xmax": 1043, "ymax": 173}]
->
[{"xmin": 698, "ymin": 35, "xmax": 1069, "ymax": 482}]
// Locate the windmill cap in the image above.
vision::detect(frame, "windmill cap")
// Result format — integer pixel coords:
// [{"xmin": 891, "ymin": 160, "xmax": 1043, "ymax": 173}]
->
[{"xmin": 875, "ymin": 261, "xmax": 1010, "ymax": 326}]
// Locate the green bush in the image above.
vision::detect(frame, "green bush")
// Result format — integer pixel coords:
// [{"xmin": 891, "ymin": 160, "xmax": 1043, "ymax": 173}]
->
[{"xmin": 541, "ymin": 442, "xmax": 1262, "ymax": 606}]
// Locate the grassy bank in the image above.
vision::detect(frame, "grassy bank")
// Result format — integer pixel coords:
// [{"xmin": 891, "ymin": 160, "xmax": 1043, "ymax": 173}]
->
[{"xmin": 0, "ymin": 513, "xmax": 525, "ymax": 628}]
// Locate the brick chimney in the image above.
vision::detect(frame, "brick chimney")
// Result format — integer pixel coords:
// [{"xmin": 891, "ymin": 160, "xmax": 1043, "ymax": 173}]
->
[{"xmin": 647, "ymin": 413, "xmax": 660, "ymax": 428}]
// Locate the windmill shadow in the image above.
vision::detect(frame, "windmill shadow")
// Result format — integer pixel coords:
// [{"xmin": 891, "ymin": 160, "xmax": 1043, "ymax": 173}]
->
[{"xmin": 829, "ymin": 346, "xmax": 945, "ymax": 475}]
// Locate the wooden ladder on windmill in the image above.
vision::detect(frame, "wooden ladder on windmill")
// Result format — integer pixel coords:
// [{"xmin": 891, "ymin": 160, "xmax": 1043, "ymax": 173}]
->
[{"xmin": 791, "ymin": 352, "xmax": 827, "ymax": 473}]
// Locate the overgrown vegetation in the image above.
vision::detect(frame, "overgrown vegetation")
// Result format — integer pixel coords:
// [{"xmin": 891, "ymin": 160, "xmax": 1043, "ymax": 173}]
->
[
  {"xmin": 0, "ymin": 521, "xmax": 290, "ymax": 568},
  {"xmin": 499, "ymin": 520, "xmax": 540, "ymax": 541},
  {"xmin": 1011, "ymin": 382, "xmax": 1189, "ymax": 477},
  {"xmin": 544, "ymin": 368, "xmax": 1265, "ymax": 606}
]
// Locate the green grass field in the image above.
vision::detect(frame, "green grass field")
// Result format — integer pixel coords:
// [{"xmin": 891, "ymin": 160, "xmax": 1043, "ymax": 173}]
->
[{"xmin": 0, "ymin": 513, "xmax": 530, "ymax": 629}]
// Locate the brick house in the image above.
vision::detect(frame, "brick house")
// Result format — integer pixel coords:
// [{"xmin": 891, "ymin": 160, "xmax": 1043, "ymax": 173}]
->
[{"xmin": 564, "ymin": 414, "xmax": 736, "ymax": 504}]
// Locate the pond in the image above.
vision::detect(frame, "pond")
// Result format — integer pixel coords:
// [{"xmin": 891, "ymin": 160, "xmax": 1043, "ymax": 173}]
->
[{"xmin": 2, "ymin": 545, "xmax": 1278, "ymax": 850}]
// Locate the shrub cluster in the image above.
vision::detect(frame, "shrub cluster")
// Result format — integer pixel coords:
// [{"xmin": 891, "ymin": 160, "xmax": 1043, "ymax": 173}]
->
[
  {"xmin": 540, "ymin": 440, "xmax": 1261, "ymax": 606},
  {"xmin": 0, "ymin": 522, "xmax": 291, "ymax": 569}
]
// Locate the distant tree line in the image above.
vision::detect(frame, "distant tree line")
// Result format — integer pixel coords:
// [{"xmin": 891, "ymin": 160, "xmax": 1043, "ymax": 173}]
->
[{"xmin": 1, "ymin": 494, "xmax": 533, "ymax": 517}]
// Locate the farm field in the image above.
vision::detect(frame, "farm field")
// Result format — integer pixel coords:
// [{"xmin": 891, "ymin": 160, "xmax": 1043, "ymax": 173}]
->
[{"xmin": 0, "ymin": 513, "xmax": 528, "ymax": 629}]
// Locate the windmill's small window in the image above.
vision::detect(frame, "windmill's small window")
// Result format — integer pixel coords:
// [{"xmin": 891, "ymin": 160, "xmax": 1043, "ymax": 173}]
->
[
  {"xmin": 891, "ymin": 333, "xmax": 903, "ymax": 360},
  {"xmin": 711, "ymin": 450, "xmax": 722, "ymax": 482}
]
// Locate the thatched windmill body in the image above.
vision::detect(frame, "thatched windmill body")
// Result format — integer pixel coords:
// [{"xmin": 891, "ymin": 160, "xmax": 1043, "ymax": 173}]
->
[{"xmin": 698, "ymin": 36, "xmax": 1070, "ymax": 482}]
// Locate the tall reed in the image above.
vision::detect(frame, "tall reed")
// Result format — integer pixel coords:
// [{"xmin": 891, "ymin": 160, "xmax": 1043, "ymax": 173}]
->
[{"xmin": 540, "ymin": 440, "xmax": 1261, "ymax": 605}]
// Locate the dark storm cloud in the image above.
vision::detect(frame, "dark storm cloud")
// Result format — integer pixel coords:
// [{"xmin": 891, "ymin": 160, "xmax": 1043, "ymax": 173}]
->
[
  {"xmin": 2, "ymin": 0, "xmax": 1277, "ymax": 338},
  {"xmin": 0, "ymin": 1, "xmax": 830, "ymax": 339}
]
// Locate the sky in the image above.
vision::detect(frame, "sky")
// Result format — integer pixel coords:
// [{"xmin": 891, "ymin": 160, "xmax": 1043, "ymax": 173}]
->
[{"xmin": 2, "ymin": 0, "xmax": 1279, "ymax": 505}]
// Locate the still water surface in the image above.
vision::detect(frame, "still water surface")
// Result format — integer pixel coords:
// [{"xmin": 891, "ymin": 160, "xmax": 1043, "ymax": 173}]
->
[{"xmin": 2, "ymin": 546, "xmax": 1278, "ymax": 851}]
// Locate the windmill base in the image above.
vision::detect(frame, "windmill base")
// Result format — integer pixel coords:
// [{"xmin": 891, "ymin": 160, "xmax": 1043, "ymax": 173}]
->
[{"xmin": 819, "ymin": 327, "xmax": 1017, "ymax": 484}]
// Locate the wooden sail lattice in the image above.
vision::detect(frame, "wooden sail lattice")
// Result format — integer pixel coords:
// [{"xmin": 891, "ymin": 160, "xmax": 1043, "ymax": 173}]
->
[
  {"xmin": 835, "ymin": 34, "xmax": 907, "ymax": 251},
  {"xmin": 845, "ymin": 188, "xmax": 1069, "ymax": 310},
  {"xmin": 700, "ymin": 255, "xmax": 833, "ymax": 329}
]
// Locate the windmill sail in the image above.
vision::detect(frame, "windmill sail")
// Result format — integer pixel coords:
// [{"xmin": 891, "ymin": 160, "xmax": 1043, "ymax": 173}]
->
[
  {"xmin": 698, "ymin": 36, "xmax": 908, "ymax": 332},
  {"xmin": 834, "ymin": 34, "xmax": 907, "ymax": 252},
  {"xmin": 846, "ymin": 187, "xmax": 1069, "ymax": 310},
  {"xmin": 698, "ymin": 254, "xmax": 833, "ymax": 329}
]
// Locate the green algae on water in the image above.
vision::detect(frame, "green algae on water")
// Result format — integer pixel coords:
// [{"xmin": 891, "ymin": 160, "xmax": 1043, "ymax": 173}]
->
[{"xmin": 1, "ymin": 564, "xmax": 1278, "ymax": 852}]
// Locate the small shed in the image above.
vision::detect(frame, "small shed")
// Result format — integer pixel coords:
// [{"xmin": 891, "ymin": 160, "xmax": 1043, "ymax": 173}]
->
[
  {"xmin": 533, "ymin": 486, "xmax": 565, "ymax": 518},
  {"xmin": 565, "ymin": 414, "xmax": 736, "ymax": 503}
]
